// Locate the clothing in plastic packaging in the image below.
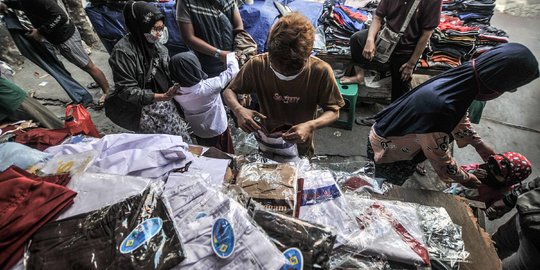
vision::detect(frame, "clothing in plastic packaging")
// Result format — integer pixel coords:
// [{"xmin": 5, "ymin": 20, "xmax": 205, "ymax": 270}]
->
[
  {"xmin": 297, "ymin": 170, "xmax": 360, "ymax": 247},
  {"xmin": 0, "ymin": 142, "xmax": 51, "ymax": 172},
  {"xmin": 57, "ymin": 172, "xmax": 152, "ymax": 220},
  {"xmin": 44, "ymin": 133, "xmax": 194, "ymax": 178},
  {"xmin": 39, "ymin": 150, "xmax": 97, "ymax": 176},
  {"xmin": 249, "ymin": 204, "xmax": 337, "ymax": 270},
  {"xmin": 236, "ymin": 162, "xmax": 298, "ymax": 215},
  {"xmin": 26, "ymin": 186, "xmax": 185, "ymax": 270},
  {"xmin": 163, "ymin": 181, "xmax": 286, "ymax": 270},
  {"xmin": 346, "ymin": 195, "xmax": 430, "ymax": 266}
]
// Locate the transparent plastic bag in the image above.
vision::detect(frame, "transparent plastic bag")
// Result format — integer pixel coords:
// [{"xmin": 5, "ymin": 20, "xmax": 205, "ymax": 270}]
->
[
  {"xmin": 25, "ymin": 184, "xmax": 185, "ymax": 269},
  {"xmin": 329, "ymin": 246, "xmax": 389, "ymax": 270},
  {"xmin": 163, "ymin": 181, "xmax": 287, "ymax": 270},
  {"xmin": 236, "ymin": 163, "xmax": 298, "ymax": 215},
  {"xmin": 345, "ymin": 194, "xmax": 430, "ymax": 266},
  {"xmin": 57, "ymin": 172, "xmax": 152, "ymax": 220},
  {"xmin": 417, "ymin": 205, "xmax": 470, "ymax": 265},
  {"xmin": 39, "ymin": 150, "xmax": 96, "ymax": 175},
  {"xmin": 248, "ymin": 202, "xmax": 337, "ymax": 270},
  {"xmin": 0, "ymin": 142, "xmax": 51, "ymax": 172},
  {"xmin": 308, "ymin": 157, "xmax": 375, "ymax": 178},
  {"xmin": 297, "ymin": 170, "xmax": 360, "ymax": 247}
]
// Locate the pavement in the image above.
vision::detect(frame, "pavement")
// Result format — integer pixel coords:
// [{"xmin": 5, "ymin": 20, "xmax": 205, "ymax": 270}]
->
[{"xmin": 9, "ymin": 12, "xmax": 540, "ymax": 234}]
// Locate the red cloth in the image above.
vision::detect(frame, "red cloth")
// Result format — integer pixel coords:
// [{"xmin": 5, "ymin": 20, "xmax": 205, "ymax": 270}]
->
[
  {"xmin": 492, "ymin": 152, "xmax": 532, "ymax": 184},
  {"xmin": 0, "ymin": 166, "xmax": 76, "ymax": 270},
  {"xmin": 14, "ymin": 128, "xmax": 71, "ymax": 151}
]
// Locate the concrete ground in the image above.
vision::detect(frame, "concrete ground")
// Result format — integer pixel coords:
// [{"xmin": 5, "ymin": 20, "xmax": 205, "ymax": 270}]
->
[{"xmin": 9, "ymin": 12, "xmax": 540, "ymax": 233}]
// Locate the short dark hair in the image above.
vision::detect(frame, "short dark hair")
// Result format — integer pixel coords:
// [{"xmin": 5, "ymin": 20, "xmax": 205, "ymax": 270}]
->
[{"xmin": 267, "ymin": 13, "xmax": 315, "ymax": 74}]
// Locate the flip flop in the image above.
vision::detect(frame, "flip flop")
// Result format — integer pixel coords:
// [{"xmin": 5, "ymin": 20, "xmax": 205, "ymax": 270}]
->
[
  {"xmin": 86, "ymin": 82, "xmax": 100, "ymax": 89},
  {"xmin": 355, "ymin": 117, "xmax": 375, "ymax": 126}
]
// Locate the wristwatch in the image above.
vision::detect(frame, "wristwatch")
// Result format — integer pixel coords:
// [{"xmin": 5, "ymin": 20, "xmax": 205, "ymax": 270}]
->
[{"xmin": 214, "ymin": 49, "xmax": 222, "ymax": 59}]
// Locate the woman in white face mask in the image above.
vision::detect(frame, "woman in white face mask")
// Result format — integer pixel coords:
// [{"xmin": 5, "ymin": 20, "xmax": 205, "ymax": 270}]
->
[
  {"xmin": 105, "ymin": 1, "xmax": 191, "ymax": 142},
  {"xmin": 223, "ymin": 13, "xmax": 346, "ymax": 157}
]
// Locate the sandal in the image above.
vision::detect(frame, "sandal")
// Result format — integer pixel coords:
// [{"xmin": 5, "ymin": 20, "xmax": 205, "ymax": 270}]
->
[
  {"xmin": 86, "ymin": 82, "xmax": 100, "ymax": 89},
  {"xmin": 355, "ymin": 117, "xmax": 375, "ymax": 126}
]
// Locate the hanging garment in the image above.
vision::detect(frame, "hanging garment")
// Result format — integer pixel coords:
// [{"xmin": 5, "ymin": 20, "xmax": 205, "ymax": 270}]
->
[{"xmin": 3, "ymin": 12, "xmax": 92, "ymax": 105}]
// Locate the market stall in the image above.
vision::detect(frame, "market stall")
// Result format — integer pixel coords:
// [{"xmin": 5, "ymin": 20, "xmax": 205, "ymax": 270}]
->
[{"xmin": 0, "ymin": 119, "xmax": 502, "ymax": 270}]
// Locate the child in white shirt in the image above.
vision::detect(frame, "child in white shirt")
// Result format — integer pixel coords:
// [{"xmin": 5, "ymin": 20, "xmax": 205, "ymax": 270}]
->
[{"xmin": 170, "ymin": 51, "xmax": 239, "ymax": 153}]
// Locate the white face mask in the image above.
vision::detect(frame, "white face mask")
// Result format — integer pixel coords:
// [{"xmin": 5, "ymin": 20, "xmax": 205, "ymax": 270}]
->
[
  {"xmin": 269, "ymin": 64, "xmax": 303, "ymax": 81},
  {"xmin": 144, "ymin": 26, "xmax": 168, "ymax": 44}
]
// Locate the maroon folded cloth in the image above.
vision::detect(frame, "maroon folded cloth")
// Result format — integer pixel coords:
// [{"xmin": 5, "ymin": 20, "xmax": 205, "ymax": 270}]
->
[
  {"xmin": 0, "ymin": 166, "xmax": 76, "ymax": 270},
  {"xmin": 15, "ymin": 128, "xmax": 71, "ymax": 151}
]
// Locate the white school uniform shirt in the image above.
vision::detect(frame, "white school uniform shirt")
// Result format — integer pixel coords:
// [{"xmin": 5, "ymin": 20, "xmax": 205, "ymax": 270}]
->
[{"xmin": 174, "ymin": 53, "xmax": 239, "ymax": 138}]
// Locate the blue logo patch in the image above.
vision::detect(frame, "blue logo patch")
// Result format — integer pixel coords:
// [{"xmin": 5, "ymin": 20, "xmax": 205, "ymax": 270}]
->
[
  {"xmin": 281, "ymin": 248, "xmax": 303, "ymax": 270},
  {"xmin": 119, "ymin": 217, "xmax": 163, "ymax": 254},
  {"xmin": 211, "ymin": 218, "xmax": 235, "ymax": 259}
]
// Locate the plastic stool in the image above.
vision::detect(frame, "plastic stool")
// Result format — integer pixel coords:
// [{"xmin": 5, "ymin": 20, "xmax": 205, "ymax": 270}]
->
[{"xmin": 335, "ymin": 80, "xmax": 358, "ymax": 130}]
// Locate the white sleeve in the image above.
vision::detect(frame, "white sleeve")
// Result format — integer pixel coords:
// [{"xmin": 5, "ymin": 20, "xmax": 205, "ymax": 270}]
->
[{"xmin": 199, "ymin": 53, "xmax": 240, "ymax": 95}]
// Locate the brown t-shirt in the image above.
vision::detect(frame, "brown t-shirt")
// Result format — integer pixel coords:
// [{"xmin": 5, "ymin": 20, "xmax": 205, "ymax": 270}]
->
[
  {"xmin": 376, "ymin": 0, "xmax": 442, "ymax": 54},
  {"xmin": 228, "ymin": 53, "xmax": 345, "ymax": 155}
]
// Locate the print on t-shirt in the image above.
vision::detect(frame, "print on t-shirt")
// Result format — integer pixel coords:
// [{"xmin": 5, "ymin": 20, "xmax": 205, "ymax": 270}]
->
[{"xmin": 273, "ymin": 93, "xmax": 300, "ymax": 104}]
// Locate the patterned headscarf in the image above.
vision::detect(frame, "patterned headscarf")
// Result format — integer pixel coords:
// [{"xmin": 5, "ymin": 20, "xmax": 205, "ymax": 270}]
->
[{"xmin": 490, "ymin": 152, "xmax": 532, "ymax": 185}]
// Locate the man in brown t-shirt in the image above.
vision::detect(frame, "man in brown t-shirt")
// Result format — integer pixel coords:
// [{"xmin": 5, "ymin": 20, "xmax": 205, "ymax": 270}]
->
[
  {"xmin": 341, "ymin": 0, "xmax": 442, "ymax": 108},
  {"xmin": 224, "ymin": 13, "xmax": 345, "ymax": 156}
]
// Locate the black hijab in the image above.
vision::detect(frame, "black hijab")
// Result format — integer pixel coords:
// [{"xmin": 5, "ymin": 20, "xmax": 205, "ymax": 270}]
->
[
  {"xmin": 374, "ymin": 43, "xmax": 539, "ymax": 137},
  {"xmin": 123, "ymin": 1, "xmax": 164, "ymax": 66},
  {"xmin": 169, "ymin": 51, "xmax": 208, "ymax": 87}
]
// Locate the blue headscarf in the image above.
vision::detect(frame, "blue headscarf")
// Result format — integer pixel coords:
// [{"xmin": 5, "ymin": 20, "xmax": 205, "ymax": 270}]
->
[{"xmin": 374, "ymin": 43, "xmax": 539, "ymax": 137}]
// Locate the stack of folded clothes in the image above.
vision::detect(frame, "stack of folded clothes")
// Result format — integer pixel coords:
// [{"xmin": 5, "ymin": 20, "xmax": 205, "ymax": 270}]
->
[
  {"xmin": 442, "ymin": 0, "xmax": 496, "ymax": 24},
  {"xmin": 319, "ymin": 3, "xmax": 371, "ymax": 55}
]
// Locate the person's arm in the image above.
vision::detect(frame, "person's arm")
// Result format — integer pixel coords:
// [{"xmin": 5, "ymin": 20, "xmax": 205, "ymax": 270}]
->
[
  {"xmin": 363, "ymin": 15, "xmax": 382, "ymax": 61},
  {"xmin": 452, "ymin": 115, "xmax": 496, "ymax": 161},
  {"xmin": 231, "ymin": 5, "xmax": 244, "ymax": 31},
  {"xmin": 224, "ymin": 88, "xmax": 266, "ymax": 133},
  {"xmin": 34, "ymin": 0, "xmax": 70, "ymax": 40},
  {"xmin": 400, "ymin": 29, "xmax": 434, "ymax": 81},
  {"xmin": 109, "ymin": 49, "xmax": 173, "ymax": 104},
  {"xmin": 418, "ymin": 132, "xmax": 481, "ymax": 187},
  {"xmin": 178, "ymin": 22, "xmax": 230, "ymax": 62},
  {"xmin": 486, "ymin": 177, "xmax": 540, "ymax": 220},
  {"xmin": 200, "ymin": 53, "xmax": 240, "ymax": 95}
]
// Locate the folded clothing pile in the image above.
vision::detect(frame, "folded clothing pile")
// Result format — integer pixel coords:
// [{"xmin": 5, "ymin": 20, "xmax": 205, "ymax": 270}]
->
[{"xmin": 319, "ymin": 4, "xmax": 371, "ymax": 55}]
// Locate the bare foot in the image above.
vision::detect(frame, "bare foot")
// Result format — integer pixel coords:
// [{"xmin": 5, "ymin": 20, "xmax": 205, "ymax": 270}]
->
[{"xmin": 340, "ymin": 75, "xmax": 364, "ymax": 85}]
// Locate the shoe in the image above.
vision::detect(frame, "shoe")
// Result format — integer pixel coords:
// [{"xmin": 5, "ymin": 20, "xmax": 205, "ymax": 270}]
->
[
  {"xmin": 355, "ymin": 117, "xmax": 375, "ymax": 126},
  {"xmin": 86, "ymin": 82, "xmax": 100, "ymax": 89}
]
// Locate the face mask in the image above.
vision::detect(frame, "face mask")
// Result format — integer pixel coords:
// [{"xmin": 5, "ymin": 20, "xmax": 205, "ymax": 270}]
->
[
  {"xmin": 145, "ymin": 26, "xmax": 168, "ymax": 45},
  {"xmin": 270, "ymin": 64, "xmax": 302, "ymax": 81}
]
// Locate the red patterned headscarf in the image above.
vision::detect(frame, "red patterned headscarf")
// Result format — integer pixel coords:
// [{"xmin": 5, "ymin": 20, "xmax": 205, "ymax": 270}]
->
[{"xmin": 490, "ymin": 152, "xmax": 532, "ymax": 185}]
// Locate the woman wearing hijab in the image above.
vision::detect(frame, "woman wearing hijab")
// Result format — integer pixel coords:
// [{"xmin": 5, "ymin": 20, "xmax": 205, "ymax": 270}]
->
[
  {"xmin": 169, "ymin": 51, "xmax": 239, "ymax": 153},
  {"xmin": 367, "ymin": 43, "xmax": 539, "ymax": 187},
  {"xmin": 105, "ymin": 1, "xmax": 190, "ymax": 142}
]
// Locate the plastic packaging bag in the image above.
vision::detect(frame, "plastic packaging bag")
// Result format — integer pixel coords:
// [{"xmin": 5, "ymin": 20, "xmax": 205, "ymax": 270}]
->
[
  {"xmin": 57, "ymin": 172, "xmax": 152, "ymax": 220},
  {"xmin": 236, "ymin": 163, "xmax": 298, "ymax": 215},
  {"xmin": 39, "ymin": 150, "xmax": 97, "ymax": 175},
  {"xmin": 417, "ymin": 205, "xmax": 470, "ymax": 265},
  {"xmin": 163, "ymin": 181, "xmax": 286, "ymax": 270},
  {"xmin": 249, "ymin": 203, "xmax": 337, "ymax": 270},
  {"xmin": 345, "ymin": 195, "xmax": 430, "ymax": 266},
  {"xmin": 0, "ymin": 142, "xmax": 51, "ymax": 172},
  {"xmin": 64, "ymin": 104, "xmax": 101, "ymax": 138},
  {"xmin": 297, "ymin": 170, "xmax": 360, "ymax": 247},
  {"xmin": 25, "ymin": 185, "xmax": 185, "ymax": 269},
  {"xmin": 329, "ymin": 246, "xmax": 389, "ymax": 270}
]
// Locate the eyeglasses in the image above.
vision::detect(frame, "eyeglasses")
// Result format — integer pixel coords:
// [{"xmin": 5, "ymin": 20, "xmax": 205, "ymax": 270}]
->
[{"xmin": 152, "ymin": 26, "xmax": 165, "ymax": 33}]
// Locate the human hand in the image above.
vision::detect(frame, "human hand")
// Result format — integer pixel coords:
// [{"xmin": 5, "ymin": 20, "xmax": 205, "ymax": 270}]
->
[
  {"xmin": 220, "ymin": 50, "xmax": 232, "ymax": 62},
  {"xmin": 475, "ymin": 143, "xmax": 496, "ymax": 162},
  {"xmin": 485, "ymin": 199, "xmax": 512, "ymax": 220},
  {"xmin": 363, "ymin": 40, "xmax": 376, "ymax": 61},
  {"xmin": 399, "ymin": 62, "xmax": 415, "ymax": 81},
  {"xmin": 472, "ymin": 168, "xmax": 488, "ymax": 180},
  {"xmin": 237, "ymin": 94, "xmax": 251, "ymax": 108},
  {"xmin": 234, "ymin": 107, "xmax": 266, "ymax": 133},
  {"xmin": 282, "ymin": 122, "xmax": 314, "ymax": 144},
  {"xmin": 153, "ymin": 84, "xmax": 179, "ymax": 102},
  {"xmin": 463, "ymin": 173, "xmax": 482, "ymax": 188},
  {"xmin": 28, "ymin": 29, "xmax": 44, "ymax": 42}
]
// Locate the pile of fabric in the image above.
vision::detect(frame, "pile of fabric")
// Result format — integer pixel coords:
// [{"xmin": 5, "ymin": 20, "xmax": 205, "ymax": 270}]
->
[
  {"xmin": 0, "ymin": 123, "xmax": 472, "ymax": 269},
  {"xmin": 442, "ymin": 0, "xmax": 496, "ymax": 24},
  {"xmin": 318, "ymin": 3, "xmax": 372, "ymax": 55}
]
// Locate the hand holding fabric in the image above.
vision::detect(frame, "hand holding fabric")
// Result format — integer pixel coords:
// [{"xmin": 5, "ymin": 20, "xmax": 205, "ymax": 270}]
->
[
  {"xmin": 282, "ymin": 122, "xmax": 314, "ymax": 144},
  {"xmin": 472, "ymin": 168, "xmax": 488, "ymax": 180},
  {"xmin": 235, "ymin": 107, "xmax": 266, "ymax": 133},
  {"xmin": 153, "ymin": 85, "xmax": 179, "ymax": 102}
]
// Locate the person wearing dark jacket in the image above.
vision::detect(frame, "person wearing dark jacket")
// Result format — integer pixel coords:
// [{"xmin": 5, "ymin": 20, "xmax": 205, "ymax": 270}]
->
[
  {"xmin": 0, "ymin": 0, "xmax": 109, "ymax": 106},
  {"xmin": 487, "ymin": 177, "xmax": 540, "ymax": 270},
  {"xmin": 106, "ymin": 1, "xmax": 190, "ymax": 142}
]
